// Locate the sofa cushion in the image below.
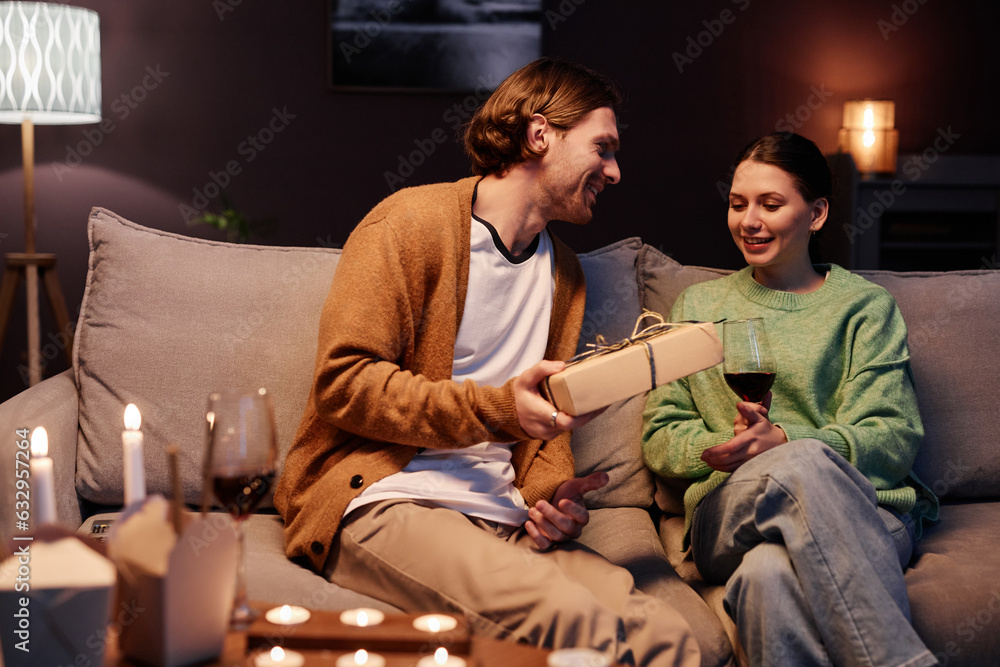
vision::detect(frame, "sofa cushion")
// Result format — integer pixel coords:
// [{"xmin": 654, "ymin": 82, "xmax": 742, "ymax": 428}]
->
[
  {"xmin": 572, "ymin": 238, "xmax": 655, "ymax": 509},
  {"xmin": 635, "ymin": 246, "xmax": 732, "ymax": 514},
  {"xmin": 637, "ymin": 245, "xmax": 731, "ymax": 319},
  {"xmin": 74, "ymin": 209, "xmax": 341, "ymax": 507},
  {"xmin": 78, "ymin": 513, "xmax": 398, "ymax": 612},
  {"xmin": 579, "ymin": 507, "xmax": 735, "ymax": 667},
  {"xmin": 905, "ymin": 500, "xmax": 1000, "ymax": 666},
  {"xmin": 857, "ymin": 270, "xmax": 1000, "ymax": 500}
]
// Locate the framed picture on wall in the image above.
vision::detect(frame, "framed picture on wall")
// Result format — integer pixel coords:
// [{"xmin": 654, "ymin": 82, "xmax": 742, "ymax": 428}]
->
[{"xmin": 328, "ymin": 0, "xmax": 543, "ymax": 92}]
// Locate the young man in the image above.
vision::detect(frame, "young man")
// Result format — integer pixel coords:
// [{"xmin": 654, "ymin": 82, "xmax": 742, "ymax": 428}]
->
[{"xmin": 274, "ymin": 58, "xmax": 700, "ymax": 666}]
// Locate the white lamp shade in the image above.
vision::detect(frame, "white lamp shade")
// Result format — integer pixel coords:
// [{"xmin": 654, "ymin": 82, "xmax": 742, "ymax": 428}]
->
[{"xmin": 0, "ymin": 1, "xmax": 101, "ymax": 124}]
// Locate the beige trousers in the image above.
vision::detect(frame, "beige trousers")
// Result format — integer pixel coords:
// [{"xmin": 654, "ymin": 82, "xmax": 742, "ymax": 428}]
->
[{"xmin": 325, "ymin": 499, "xmax": 701, "ymax": 667}]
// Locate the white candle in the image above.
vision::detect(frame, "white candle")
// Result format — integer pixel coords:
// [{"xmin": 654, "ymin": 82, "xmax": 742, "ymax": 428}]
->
[
  {"xmin": 265, "ymin": 605, "xmax": 311, "ymax": 625},
  {"xmin": 340, "ymin": 607, "xmax": 385, "ymax": 627},
  {"xmin": 416, "ymin": 647, "xmax": 466, "ymax": 667},
  {"xmin": 547, "ymin": 648, "xmax": 612, "ymax": 667},
  {"xmin": 254, "ymin": 646, "xmax": 305, "ymax": 667},
  {"xmin": 29, "ymin": 427, "xmax": 57, "ymax": 526},
  {"xmin": 412, "ymin": 614, "xmax": 458, "ymax": 633},
  {"xmin": 122, "ymin": 404, "xmax": 146, "ymax": 507},
  {"xmin": 336, "ymin": 649, "xmax": 386, "ymax": 667}
]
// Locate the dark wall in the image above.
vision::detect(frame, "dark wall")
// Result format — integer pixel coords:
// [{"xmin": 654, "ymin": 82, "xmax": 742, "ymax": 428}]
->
[{"xmin": 2, "ymin": 0, "xmax": 998, "ymax": 400}]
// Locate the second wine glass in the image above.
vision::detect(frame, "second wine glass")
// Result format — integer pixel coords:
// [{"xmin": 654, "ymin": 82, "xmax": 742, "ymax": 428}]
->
[
  {"xmin": 205, "ymin": 388, "xmax": 277, "ymax": 627},
  {"xmin": 722, "ymin": 318, "xmax": 777, "ymax": 404}
]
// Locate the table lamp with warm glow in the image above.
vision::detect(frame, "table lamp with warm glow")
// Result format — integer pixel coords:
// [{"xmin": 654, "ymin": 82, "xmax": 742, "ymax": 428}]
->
[
  {"xmin": 0, "ymin": 1, "xmax": 101, "ymax": 386},
  {"xmin": 838, "ymin": 100, "xmax": 898, "ymax": 177}
]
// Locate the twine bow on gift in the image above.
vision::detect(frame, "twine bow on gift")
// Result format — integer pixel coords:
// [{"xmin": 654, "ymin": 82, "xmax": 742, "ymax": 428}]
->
[{"xmin": 567, "ymin": 310, "xmax": 698, "ymax": 391}]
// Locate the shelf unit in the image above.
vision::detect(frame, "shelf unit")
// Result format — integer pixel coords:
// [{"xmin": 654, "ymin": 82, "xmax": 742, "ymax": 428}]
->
[{"xmin": 822, "ymin": 153, "xmax": 1000, "ymax": 271}]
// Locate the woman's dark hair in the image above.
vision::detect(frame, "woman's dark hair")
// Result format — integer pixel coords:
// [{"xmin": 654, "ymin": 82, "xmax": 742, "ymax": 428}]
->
[
  {"xmin": 732, "ymin": 132, "xmax": 832, "ymax": 202},
  {"xmin": 464, "ymin": 57, "xmax": 623, "ymax": 176}
]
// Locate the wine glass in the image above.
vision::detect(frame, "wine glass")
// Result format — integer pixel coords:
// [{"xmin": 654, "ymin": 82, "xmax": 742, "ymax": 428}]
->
[
  {"xmin": 723, "ymin": 318, "xmax": 777, "ymax": 403},
  {"xmin": 204, "ymin": 388, "xmax": 278, "ymax": 627}
]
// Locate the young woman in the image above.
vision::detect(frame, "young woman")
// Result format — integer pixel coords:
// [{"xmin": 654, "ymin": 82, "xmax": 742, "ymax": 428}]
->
[{"xmin": 642, "ymin": 132, "xmax": 939, "ymax": 666}]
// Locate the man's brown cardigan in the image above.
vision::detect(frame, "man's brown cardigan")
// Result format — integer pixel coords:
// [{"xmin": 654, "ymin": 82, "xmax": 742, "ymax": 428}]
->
[{"xmin": 274, "ymin": 176, "xmax": 588, "ymax": 571}]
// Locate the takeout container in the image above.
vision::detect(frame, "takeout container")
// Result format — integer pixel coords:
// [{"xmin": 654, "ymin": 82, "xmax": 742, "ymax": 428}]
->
[
  {"xmin": 0, "ymin": 529, "xmax": 116, "ymax": 667},
  {"xmin": 106, "ymin": 496, "xmax": 238, "ymax": 666}
]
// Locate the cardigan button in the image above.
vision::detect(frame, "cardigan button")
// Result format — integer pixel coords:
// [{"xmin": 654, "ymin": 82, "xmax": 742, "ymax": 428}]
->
[
  {"xmin": 310, "ymin": 541, "xmax": 324, "ymax": 555},
  {"xmin": 350, "ymin": 474, "xmax": 364, "ymax": 489}
]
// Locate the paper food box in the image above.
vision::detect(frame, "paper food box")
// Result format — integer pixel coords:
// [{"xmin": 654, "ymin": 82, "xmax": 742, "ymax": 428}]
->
[
  {"xmin": 542, "ymin": 319, "xmax": 723, "ymax": 416},
  {"xmin": 0, "ymin": 531, "xmax": 116, "ymax": 667},
  {"xmin": 106, "ymin": 496, "xmax": 238, "ymax": 667}
]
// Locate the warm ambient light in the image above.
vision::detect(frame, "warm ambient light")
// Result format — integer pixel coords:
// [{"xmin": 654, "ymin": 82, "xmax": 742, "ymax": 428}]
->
[
  {"xmin": 340, "ymin": 607, "xmax": 385, "ymax": 627},
  {"xmin": 336, "ymin": 648, "xmax": 386, "ymax": 667},
  {"xmin": 416, "ymin": 647, "xmax": 466, "ymax": 667},
  {"xmin": 124, "ymin": 403, "xmax": 142, "ymax": 430},
  {"xmin": 30, "ymin": 426, "xmax": 48, "ymax": 458},
  {"xmin": 839, "ymin": 100, "xmax": 898, "ymax": 176},
  {"xmin": 255, "ymin": 646, "xmax": 305, "ymax": 667},
  {"xmin": 265, "ymin": 604, "xmax": 311, "ymax": 626}
]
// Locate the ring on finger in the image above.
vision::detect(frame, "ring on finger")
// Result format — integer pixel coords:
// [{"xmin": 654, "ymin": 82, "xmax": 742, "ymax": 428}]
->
[{"xmin": 550, "ymin": 410, "xmax": 559, "ymax": 428}]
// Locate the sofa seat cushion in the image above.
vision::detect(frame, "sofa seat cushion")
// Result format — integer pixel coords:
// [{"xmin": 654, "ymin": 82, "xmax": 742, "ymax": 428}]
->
[
  {"xmin": 857, "ymin": 270, "xmax": 1000, "ymax": 501},
  {"xmin": 78, "ymin": 513, "xmax": 398, "ymax": 612},
  {"xmin": 572, "ymin": 238, "xmax": 656, "ymax": 509},
  {"xmin": 74, "ymin": 209, "xmax": 342, "ymax": 508},
  {"xmin": 905, "ymin": 500, "xmax": 1000, "ymax": 666},
  {"xmin": 579, "ymin": 507, "xmax": 735, "ymax": 667}
]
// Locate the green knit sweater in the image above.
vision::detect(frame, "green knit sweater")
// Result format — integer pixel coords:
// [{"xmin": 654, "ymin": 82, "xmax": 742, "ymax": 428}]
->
[{"xmin": 641, "ymin": 265, "xmax": 939, "ymax": 547}]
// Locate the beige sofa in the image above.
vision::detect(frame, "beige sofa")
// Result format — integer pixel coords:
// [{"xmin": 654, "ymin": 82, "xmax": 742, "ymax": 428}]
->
[{"xmin": 2, "ymin": 207, "xmax": 998, "ymax": 666}]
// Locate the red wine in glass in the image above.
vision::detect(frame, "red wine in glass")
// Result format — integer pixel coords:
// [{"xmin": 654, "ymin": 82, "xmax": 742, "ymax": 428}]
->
[
  {"xmin": 722, "ymin": 319, "xmax": 776, "ymax": 404},
  {"xmin": 205, "ymin": 388, "xmax": 278, "ymax": 627},
  {"xmin": 212, "ymin": 469, "xmax": 275, "ymax": 520},
  {"xmin": 724, "ymin": 372, "xmax": 776, "ymax": 403}
]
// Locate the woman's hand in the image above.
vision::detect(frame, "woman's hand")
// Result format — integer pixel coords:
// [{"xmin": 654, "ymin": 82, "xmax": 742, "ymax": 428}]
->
[{"xmin": 701, "ymin": 393, "xmax": 787, "ymax": 472}]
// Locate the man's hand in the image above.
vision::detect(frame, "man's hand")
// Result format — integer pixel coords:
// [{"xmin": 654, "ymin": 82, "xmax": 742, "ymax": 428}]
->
[
  {"xmin": 701, "ymin": 394, "xmax": 787, "ymax": 473},
  {"xmin": 513, "ymin": 360, "xmax": 605, "ymax": 440},
  {"xmin": 525, "ymin": 471, "xmax": 609, "ymax": 550}
]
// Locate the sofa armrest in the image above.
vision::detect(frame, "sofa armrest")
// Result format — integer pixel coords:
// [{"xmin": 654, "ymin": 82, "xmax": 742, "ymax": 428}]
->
[{"xmin": 0, "ymin": 369, "xmax": 81, "ymax": 537}]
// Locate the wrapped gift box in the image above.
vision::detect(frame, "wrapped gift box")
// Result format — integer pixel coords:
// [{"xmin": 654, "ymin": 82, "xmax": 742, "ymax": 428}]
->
[{"xmin": 542, "ymin": 321, "xmax": 723, "ymax": 416}]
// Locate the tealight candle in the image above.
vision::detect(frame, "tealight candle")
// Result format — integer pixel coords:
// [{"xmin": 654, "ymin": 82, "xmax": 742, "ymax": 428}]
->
[
  {"xmin": 416, "ymin": 647, "xmax": 466, "ymax": 667},
  {"xmin": 265, "ymin": 605, "xmax": 311, "ymax": 626},
  {"xmin": 122, "ymin": 404, "xmax": 146, "ymax": 507},
  {"xmin": 340, "ymin": 607, "xmax": 385, "ymax": 627},
  {"xmin": 336, "ymin": 649, "xmax": 386, "ymax": 667},
  {"xmin": 254, "ymin": 646, "xmax": 305, "ymax": 667},
  {"xmin": 29, "ymin": 427, "xmax": 57, "ymax": 526},
  {"xmin": 412, "ymin": 614, "xmax": 458, "ymax": 633},
  {"xmin": 547, "ymin": 648, "xmax": 612, "ymax": 667}
]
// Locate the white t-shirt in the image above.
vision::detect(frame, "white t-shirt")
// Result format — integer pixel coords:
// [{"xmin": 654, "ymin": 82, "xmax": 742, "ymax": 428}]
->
[{"xmin": 343, "ymin": 215, "xmax": 555, "ymax": 525}]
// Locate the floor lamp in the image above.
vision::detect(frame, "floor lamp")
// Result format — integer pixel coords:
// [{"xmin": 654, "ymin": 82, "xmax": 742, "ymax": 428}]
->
[{"xmin": 0, "ymin": 2, "xmax": 102, "ymax": 386}]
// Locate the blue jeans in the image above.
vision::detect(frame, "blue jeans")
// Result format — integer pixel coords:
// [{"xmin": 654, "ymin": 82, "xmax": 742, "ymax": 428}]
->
[{"xmin": 691, "ymin": 440, "xmax": 937, "ymax": 667}]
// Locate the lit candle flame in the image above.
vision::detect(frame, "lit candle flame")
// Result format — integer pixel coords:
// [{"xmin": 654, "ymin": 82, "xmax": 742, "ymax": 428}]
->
[
  {"xmin": 354, "ymin": 649, "xmax": 368, "ymax": 665},
  {"xmin": 357, "ymin": 610, "xmax": 369, "ymax": 627},
  {"xmin": 124, "ymin": 403, "xmax": 142, "ymax": 430},
  {"xmin": 279, "ymin": 605, "xmax": 292, "ymax": 622},
  {"xmin": 270, "ymin": 646, "xmax": 285, "ymax": 661},
  {"xmin": 427, "ymin": 616, "xmax": 441, "ymax": 632},
  {"xmin": 434, "ymin": 647, "xmax": 448, "ymax": 665},
  {"xmin": 30, "ymin": 427, "xmax": 48, "ymax": 458}
]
